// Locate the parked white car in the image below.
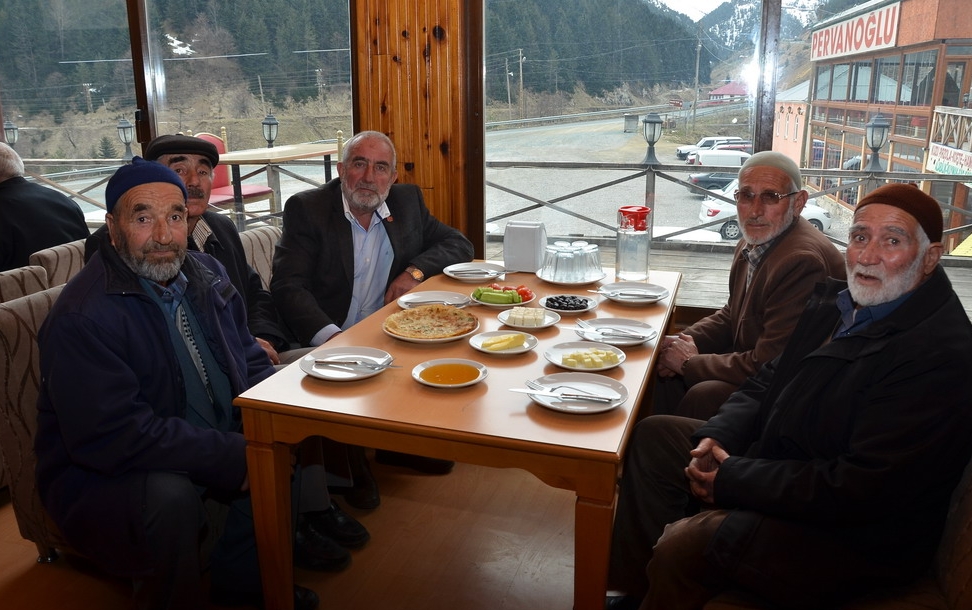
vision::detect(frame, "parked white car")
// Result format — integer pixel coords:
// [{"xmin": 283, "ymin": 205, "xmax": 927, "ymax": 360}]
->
[
  {"xmin": 699, "ymin": 179, "xmax": 833, "ymax": 240},
  {"xmin": 676, "ymin": 136, "xmax": 744, "ymax": 160}
]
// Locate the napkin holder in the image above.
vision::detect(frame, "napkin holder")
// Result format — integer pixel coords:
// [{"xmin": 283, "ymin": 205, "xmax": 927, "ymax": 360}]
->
[{"xmin": 503, "ymin": 221, "xmax": 547, "ymax": 273}]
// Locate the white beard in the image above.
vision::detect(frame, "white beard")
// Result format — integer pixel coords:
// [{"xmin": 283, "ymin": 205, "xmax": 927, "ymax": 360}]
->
[{"xmin": 846, "ymin": 253, "xmax": 925, "ymax": 306}]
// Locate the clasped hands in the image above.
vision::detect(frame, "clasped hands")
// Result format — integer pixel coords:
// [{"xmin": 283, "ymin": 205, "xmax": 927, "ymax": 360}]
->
[
  {"xmin": 685, "ymin": 437, "xmax": 728, "ymax": 504},
  {"xmin": 658, "ymin": 332, "xmax": 699, "ymax": 377}
]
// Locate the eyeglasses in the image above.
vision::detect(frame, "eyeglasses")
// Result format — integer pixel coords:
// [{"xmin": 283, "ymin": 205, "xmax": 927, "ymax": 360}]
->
[{"xmin": 733, "ymin": 190, "xmax": 800, "ymax": 206}]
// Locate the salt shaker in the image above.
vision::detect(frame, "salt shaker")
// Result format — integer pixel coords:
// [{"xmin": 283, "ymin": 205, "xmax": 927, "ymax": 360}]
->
[{"xmin": 616, "ymin": 205, "xmax": 652, "ymax": 281}]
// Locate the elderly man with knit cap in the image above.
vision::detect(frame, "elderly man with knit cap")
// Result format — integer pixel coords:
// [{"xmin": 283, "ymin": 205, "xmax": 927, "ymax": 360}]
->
[
  {"xmin": 35, "ymin": 158, "xmax": 320, "ymax": 610},
  {"xmin": 606, "ymin": 183, "xmax": 972, "ymax": 610},
  {"xmin": 652, "ymin": 151, "xmax": 845, "ymax": 420}
]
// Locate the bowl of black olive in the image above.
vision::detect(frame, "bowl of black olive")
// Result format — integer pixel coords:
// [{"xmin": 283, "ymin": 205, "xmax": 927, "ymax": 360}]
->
[{"xmin": 539, "ymin": 294, "xmax": 596, "ymax": 314}]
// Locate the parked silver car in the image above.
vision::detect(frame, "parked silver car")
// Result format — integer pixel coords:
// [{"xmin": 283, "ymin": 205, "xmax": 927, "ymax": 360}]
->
[{"xmin": 699, "ymin": 179, "xmax": 833, "ymax": 240}]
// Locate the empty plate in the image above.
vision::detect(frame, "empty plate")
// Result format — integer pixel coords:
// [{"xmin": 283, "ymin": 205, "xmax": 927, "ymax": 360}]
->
[
  {"xmin": 525, "ymin": 372, "xmax": 628, "ymax": 414},
  {"xmin": 397, "ymin": 290, "xmax": 471, "ymax": 309},
  {"xmin": 300, "ymin": 347, "xmax": 394, "ymax": 381},
  {"xmin": 443, "ymin": 262, "xmax": 506, "ymax": 282},
  {"xmin": 574, "ymin": 318, "xmax": 657, "ymax": 346},
  {"xmin": 595, "ymin": 282, "xmax": 670, "ymax": 305}
]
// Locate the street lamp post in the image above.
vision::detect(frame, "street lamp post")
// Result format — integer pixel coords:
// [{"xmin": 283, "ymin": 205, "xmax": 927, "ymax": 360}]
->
[
  {"xmin": 262, "ymin": 113, "xmax": 279, "ymax": 148},
  {"xmin": 641, "ymin": 113, "xmax": 663, "ymax": 165},
  {"xmin": 4, "ymin": 120, "xmax": 19, "ymax": 148},
  {"xmin": 116, "ymin": 118, "xmax": 134, "ymax": 161},
  {"xmin": 864, "ymin": 114, "xmax": 891, "ymax": 172}
]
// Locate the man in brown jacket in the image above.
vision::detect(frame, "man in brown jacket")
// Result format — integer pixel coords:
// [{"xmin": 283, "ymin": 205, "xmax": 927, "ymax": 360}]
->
[{"xmin": 652, "ymin": 151, "xmax": 845, "ymax": 419}]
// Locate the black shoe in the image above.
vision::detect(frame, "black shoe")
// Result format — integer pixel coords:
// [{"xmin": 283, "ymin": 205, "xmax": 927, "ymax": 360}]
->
[
  {"xmin": 605, "ymin": 594, "xmax": 642, "ymax": 610},
  {"xmin": 374, "ymin": 449, "xmax": 455, "ymax": 474},
  {"xmin": 302, "ymin": 500, "xmax": 370, "ymax": 548},
  {"xmin": 210, "ymin": 584, "xmax": 319, "ymax": 610},
  {"xmin": 294, "ymin": 515, "xmax": 351, "ymax": 572}
]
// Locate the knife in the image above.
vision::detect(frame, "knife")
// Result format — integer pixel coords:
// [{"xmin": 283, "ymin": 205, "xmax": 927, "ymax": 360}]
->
[{"xmin": 508, "ymin": 388, "xmax": 617, "ymax": 403}]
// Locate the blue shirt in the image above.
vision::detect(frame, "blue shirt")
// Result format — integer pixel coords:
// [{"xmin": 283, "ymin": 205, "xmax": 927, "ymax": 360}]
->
[
  {"xmin": 311, "ymin": 197, "xmax": 394, "ymax": 345},
  {"xmin": 834, "ymin": 286, "xmax": 914, "ymax": 338}
]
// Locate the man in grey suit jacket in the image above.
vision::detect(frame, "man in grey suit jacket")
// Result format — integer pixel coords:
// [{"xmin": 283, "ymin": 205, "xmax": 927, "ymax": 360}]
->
[{"xmin": 271, "ymin": 131, "xmax": 474, "ymax": 508}]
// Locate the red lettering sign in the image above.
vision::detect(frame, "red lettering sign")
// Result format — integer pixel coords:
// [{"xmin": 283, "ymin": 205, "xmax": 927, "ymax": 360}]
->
[{"xmin": 811, "ymin": 2, "xmax": 899, "ymax": 61}]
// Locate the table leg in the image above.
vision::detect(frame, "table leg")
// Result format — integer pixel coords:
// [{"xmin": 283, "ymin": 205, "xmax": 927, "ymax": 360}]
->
[
  {"xmin": 574, "ymin": 494, "xmax": 615, "ymax": 610},
  {"xmin": 246, "ymin": 440, "xmax": 295, "ymax": 610}
]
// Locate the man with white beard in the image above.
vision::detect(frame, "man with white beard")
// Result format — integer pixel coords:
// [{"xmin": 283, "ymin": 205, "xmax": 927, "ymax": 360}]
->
[{"xmin": 606, "ymin": 182, "xmax": 972, "ymax": 610}]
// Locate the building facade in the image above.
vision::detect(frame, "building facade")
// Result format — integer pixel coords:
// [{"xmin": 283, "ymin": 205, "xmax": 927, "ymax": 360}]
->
[{"xmin": 806, "ymin": 0, "xmax": 972, "ymax": 247}]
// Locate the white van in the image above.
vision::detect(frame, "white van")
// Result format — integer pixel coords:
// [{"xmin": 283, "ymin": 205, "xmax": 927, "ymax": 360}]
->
[
  {"xmin": 693, "ymin": 149, "xmax": 751, "ymax": 167},
  {"xmin": 676, "ymin": 136, "xmax": 743, "ymax": 160}
]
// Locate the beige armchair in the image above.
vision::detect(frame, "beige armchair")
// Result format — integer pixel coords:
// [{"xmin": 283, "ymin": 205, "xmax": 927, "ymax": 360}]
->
[
  {"xmin": 28, "ymin": 238, "xmax": 86, "ymax": 287},
  {"xmin": 0, "ymin": 265, "xmax": 49, "ymax": 303},
  {"xmin": 0, "ymin": 284, "xmax": 71, "ymax": 562},
  {"xmin": 239, "ymin": 225, "xmax": 282, "ymax": 290}
]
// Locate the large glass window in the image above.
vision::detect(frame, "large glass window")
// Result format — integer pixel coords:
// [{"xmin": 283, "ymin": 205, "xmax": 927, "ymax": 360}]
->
[
  {"xmin": 850, "ymin": 61, "xmax": 871, "ymax": 102},
  {"xmin": 895, "ymin": 113, "xmax": 929, "ymax": 139},
  {"xmin": 871, "ymin": 55, "xmax": 901, "ymax": 104},
  {"xmin": 814, "ymin": 65, "xmax": 832, "ymax": 100},
  {"xmin": 899, "ymin": 50, "xmax": 938, "ymax": 106},
  {"xmin": 831, "ymin": 64, "xmax": 850, "ymax": 101}
]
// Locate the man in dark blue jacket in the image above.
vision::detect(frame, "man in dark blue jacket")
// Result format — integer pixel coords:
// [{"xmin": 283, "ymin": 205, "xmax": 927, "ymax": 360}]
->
[
  {"xmin": 607, "ymin": 183, "xmax": 972, "ymax": 610},
  {"xmin": 35, "ymin": 158, "xmax": 320, "ymax": 610}
]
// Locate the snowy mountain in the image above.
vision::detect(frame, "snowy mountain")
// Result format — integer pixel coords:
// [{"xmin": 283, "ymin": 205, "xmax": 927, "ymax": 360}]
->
[{"xmin": 696, "ymin": 0, "xmax": 824, "ymax": 59}]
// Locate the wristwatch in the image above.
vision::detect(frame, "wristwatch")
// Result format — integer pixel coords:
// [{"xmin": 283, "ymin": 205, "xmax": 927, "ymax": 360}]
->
[{"xmin": 406, "ymin": 265, "xmax": 425, "ymax": 281}]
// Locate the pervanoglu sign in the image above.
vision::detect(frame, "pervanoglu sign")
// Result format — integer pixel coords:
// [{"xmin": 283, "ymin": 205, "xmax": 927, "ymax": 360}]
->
[
  {"xmin": 811, "ymin": 2, "xmax": 900, "ymax": 61},
  {"xmin": 926, "ymin": 143, "xmax": 972, "ymax": 188}
]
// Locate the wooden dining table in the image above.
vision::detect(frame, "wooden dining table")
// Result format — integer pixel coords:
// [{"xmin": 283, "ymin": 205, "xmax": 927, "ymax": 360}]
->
[{"xmin": 235, "ymin": 268, "xmax": 681, "ymax": 610}]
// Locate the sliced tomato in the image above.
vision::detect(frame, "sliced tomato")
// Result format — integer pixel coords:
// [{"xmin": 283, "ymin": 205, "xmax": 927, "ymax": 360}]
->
[
  {"xmin": 489, "ymin": 282, "xmax": 503, "ymax": 290},
  {"xmin": 516, "ymin": 286, "xmax": 534, "ymax": 300},
  {"xmin": 501, "ymin": 285, "xmax": 515, "ymax": 292}
]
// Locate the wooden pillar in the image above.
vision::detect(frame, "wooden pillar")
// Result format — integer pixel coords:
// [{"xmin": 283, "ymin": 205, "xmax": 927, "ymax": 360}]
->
[{"xmin": 349, "ymin": 0, "xmax": 485, "ymax": 257}]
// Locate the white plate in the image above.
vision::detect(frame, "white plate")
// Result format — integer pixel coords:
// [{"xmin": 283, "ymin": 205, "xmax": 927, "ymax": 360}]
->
[
  {"xmin": 596, "ymin": 282, "xmax": 671, "ymax": 305},
  {"xmin": 443, "ymin": 262, "xmax": 506, "ymax": 282},
  {"xmin": 299, "ymin": 347, "xmax": 394, "ymax": 382},
  {"xmin": 469, "ymin": 331, "xmax": 538, "ymax": 355},
  {"xmin": 539, "ymin": 294, "xmax": 597, "ymax": 315},
  {"xmin": 573, "ymin": 318, "xmax": 658, "ymax": 346},
  {"xmin": 412, "ymin": 358, "xmax": 488, "ymax": 388},
  {"xmin": 469, "ymin": 290, "xmax": 536, "ymax": 309},
  {"xmin": 397, "ymin": 290, "xmax": 471, "ymax": 309},
  {"xmin": 525, "ymin": 372, "xmax": 628, "ymax": 414},
  {"xmin": 543, "ymin": 341, "xmax": 625, "ymax": 371},
  {"xmin": 382, "ymin": 318, "xmax": 480, "ymax": 344},
  {"xmin": 536, "ymin": 269, "xmax": 607, "ymax": 286},
  {"xmin": 497, "ymin": 308, "xmax": 561, "ymax": 330}
]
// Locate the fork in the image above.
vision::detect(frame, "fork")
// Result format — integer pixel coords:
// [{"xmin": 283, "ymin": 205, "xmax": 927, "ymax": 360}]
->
[
  {"xmin": 315, "ymin": 359, "xmax": 401, "ymax": 370},
  {"xmin": 405, "ymin": 298, "xmax": 471, "ymax": 308},
  {"xmin": 525, "ymin": 378, "xmax": 612, "ymax": 399},
  {"xmin": 575, "ymin": 318, "xmax": 648, "ymax": 339}
]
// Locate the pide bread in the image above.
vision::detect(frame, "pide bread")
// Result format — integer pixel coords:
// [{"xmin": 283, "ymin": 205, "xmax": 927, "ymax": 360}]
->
[{"xmin": 383, "ymin": 304, "xmax": 479, "ymax": 339}]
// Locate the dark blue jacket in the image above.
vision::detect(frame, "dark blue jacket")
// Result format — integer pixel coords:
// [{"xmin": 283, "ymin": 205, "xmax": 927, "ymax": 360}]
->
[{"xmin": 35, "ymin": 240, "xmax": 274, "ymax": 575}]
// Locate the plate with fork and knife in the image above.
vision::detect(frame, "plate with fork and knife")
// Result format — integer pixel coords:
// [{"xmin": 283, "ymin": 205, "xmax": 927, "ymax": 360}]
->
[
  {"xmin": 572, "ymin": 317, "xmax": 658, "ymax": 346},
  {"xmin": 509, "ymin": 373, "xmax": 628, "ymax": 414},
  {"xmin": 300, "ymin": 347, "xmax": 399, "ymax": 381}
]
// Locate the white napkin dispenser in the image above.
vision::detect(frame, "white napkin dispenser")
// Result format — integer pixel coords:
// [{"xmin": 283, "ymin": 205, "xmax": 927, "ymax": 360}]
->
[{"xmin": 503, "ymin": 221, "xmax": 547, "ymax": 273}]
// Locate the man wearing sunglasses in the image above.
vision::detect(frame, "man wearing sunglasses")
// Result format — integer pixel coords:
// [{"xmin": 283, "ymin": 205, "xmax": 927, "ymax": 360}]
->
[{"xmin": 652, "ymin": 151, "xmax": 845, "ymax": 420}]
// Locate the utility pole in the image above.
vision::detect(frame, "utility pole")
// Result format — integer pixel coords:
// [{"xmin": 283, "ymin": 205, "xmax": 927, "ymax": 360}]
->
[
  {"xmin": 692, "ymin": 30, "xmax": 701, "ymax": 133},
  {"xmin": 505, "ymin": 58, "xmax": 513, "ymax": 120},
  {"xmin": 518, "ymin": 49, "xmax": 525, "ymax": 119}
]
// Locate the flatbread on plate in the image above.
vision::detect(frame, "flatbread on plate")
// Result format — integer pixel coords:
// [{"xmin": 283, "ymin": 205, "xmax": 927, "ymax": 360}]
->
[{"xmin": 383, "ymin": 304, "xmax": 479, "ymax": 339}]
